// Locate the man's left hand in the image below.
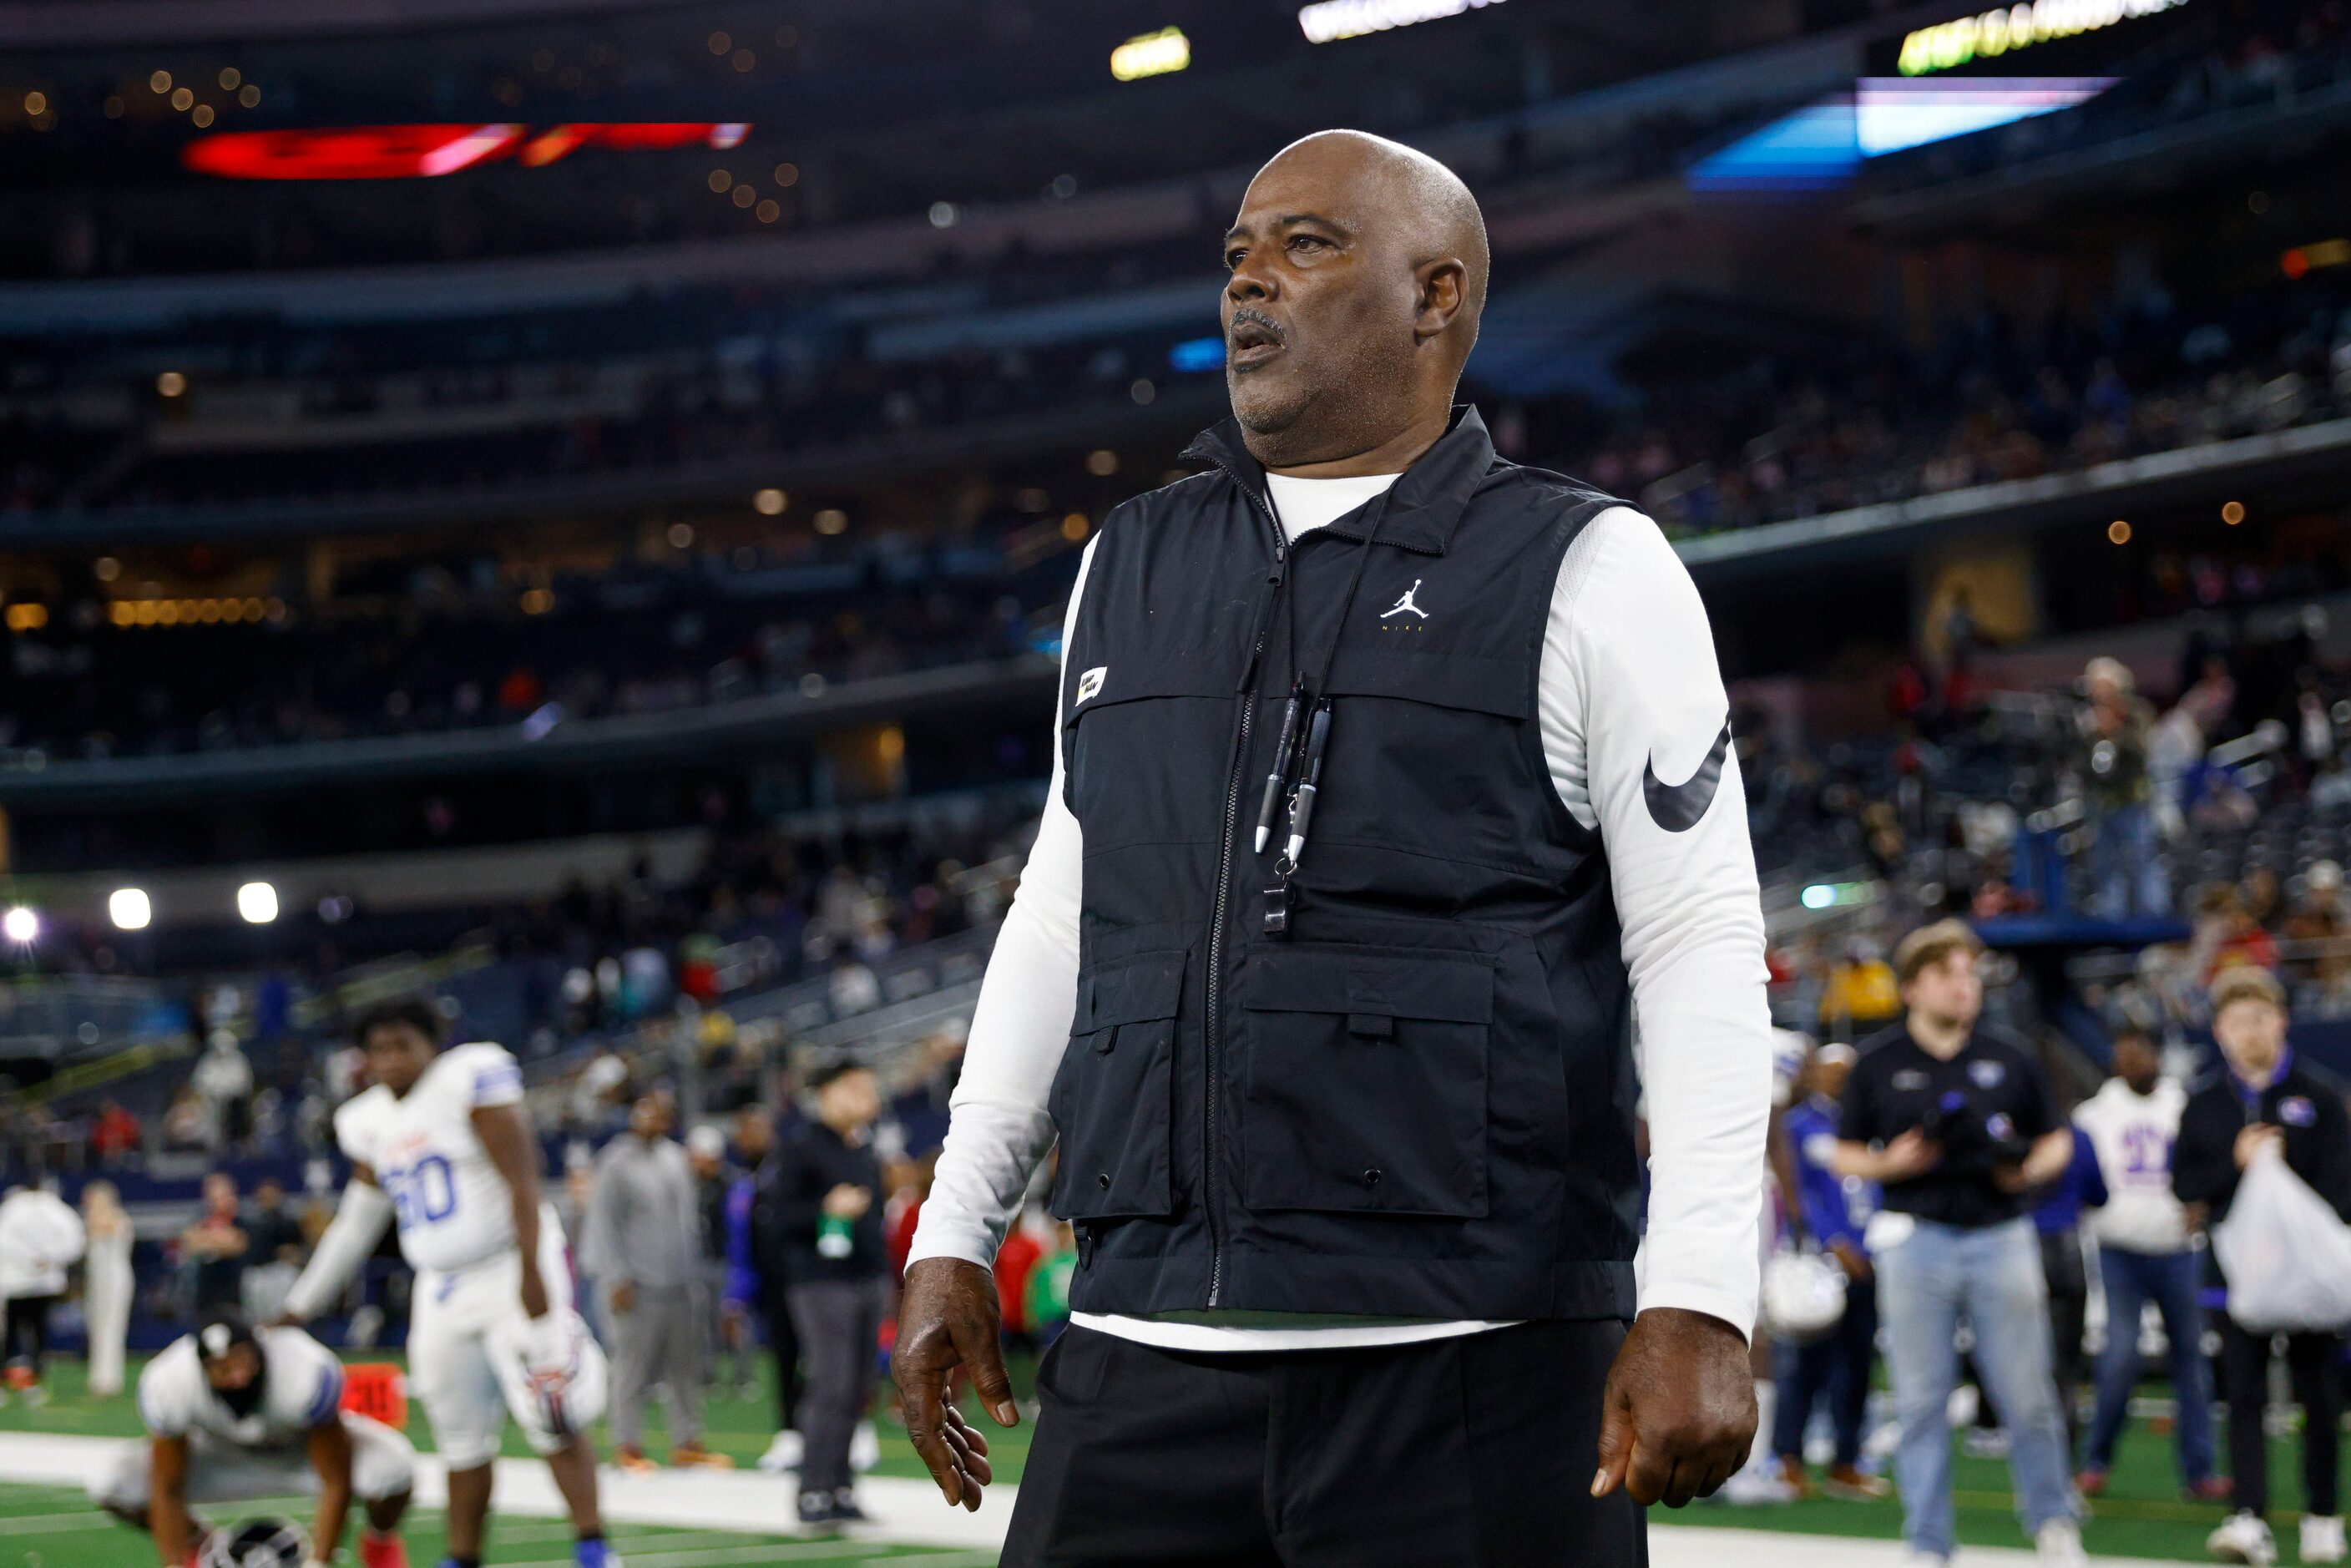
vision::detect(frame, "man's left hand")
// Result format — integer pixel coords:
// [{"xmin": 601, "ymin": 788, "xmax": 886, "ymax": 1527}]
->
[{"xmin": 1591, "ymin": 1307, "xmax": 1757, "ymax": 1507}]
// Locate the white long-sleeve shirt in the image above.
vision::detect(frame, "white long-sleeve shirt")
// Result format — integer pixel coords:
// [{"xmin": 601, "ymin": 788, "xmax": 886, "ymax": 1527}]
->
[{"xmin": 908, "ymin": 473, "xmax": 1774, "ymax": 1351}]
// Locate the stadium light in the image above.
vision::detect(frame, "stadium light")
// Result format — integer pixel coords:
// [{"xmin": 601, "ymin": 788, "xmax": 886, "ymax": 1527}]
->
[
  {"xmin": 1800, "ymin": 884, "xmax": 1836, "ymax": 910},
  {"xmin": 1110, "ymin": 27, "xmax": 1191, "ymax": 81},
  {"xmin": 1897, "ymin": 0, "xmax": 2187, "ymax": 78},
  {"xmin": 237, "ymin": 880, "xmax": 280, "ymax": 924},
  {"xmin": 2, "ymin": 907, "xmax": 38, "ymax": 944},
  {"xmin": 1297, "ymin": 0, "xmax": 1503, "ymax": 45},
  {"xmin": 109, "ymin": 888, "xmax": 152, "ymax": 930}
]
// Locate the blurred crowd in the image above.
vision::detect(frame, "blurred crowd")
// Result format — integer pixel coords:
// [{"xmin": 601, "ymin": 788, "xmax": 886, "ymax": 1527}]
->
[
  {"xmin": 0, "ymin": 807, "xmax": 1035, "ymax": 1179},
  {"xmin": 0, "ymin": 522, "xmax": 1069, "ymax": 761},
  {"xmin": 1530, "ymin": 272, "xmax": 2351, "ymax": 538}
]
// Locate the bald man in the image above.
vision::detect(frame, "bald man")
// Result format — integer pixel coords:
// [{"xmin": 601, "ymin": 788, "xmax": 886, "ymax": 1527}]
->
[{"xmin": 896, "ymin": 131, "xmax": 1772, "ymax": 1565}]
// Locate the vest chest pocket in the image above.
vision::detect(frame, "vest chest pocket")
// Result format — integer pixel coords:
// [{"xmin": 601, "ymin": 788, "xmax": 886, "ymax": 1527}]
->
[
  {"xmin": 1047, "ymin": 948, "xmax": 1186, "ymax": 1222},
  {"xmin": 1239, "ymin": 945, "xmax": 1494, "ymax": 1218}
]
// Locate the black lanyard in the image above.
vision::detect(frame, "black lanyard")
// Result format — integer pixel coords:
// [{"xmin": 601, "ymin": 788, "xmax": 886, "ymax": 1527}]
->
[{"xmin": 1261, "ymin": 489, "xmax": 1391, "ymax": 938}]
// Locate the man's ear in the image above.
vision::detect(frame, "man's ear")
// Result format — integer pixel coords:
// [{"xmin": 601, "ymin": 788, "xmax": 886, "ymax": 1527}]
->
[{"xmin": 1414, "ymin": 258, "xmax": 1468, "ymax": 342}]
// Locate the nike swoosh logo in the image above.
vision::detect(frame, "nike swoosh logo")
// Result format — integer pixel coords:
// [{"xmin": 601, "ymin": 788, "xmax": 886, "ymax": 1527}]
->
[{"xmin": 1643, "ymin": 721, "xmax": 1732, "ymax": 832}]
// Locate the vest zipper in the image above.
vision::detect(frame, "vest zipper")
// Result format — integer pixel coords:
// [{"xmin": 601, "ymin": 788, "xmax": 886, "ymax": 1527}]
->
[{"xmin": 1203, "ymin": 463, "xmax": 1287, "ymax": 1310}]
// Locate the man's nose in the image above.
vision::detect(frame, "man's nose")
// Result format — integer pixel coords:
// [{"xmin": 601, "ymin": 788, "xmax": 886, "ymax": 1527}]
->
[{"xmin": 1226, "ymin": 257, "xmax": 1276, "ymax": 306}]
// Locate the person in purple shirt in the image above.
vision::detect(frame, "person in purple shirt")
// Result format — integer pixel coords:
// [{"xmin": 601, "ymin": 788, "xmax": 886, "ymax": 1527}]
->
[{"xmin": 1773, "ymin": 1041, "xmax": 1888, "ymax": 1500}]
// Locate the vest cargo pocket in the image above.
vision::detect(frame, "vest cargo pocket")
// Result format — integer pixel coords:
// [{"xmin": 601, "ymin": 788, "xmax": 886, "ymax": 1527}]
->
[
  {"xmin": 1239, "ymin": 944, "xmax": 1494, "ymax": 1217},
  {"xmin": 1047, "ymin": 948, "xmax": 1186, "ymax": 1222}
]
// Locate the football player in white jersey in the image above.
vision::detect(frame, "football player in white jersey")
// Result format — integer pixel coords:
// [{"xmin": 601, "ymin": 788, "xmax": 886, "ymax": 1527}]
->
[
  {"xmin": 277, "ymin": 998, "xmax": 614, "ymax": 1568},
  {"xmin": 90, "ymin": 1311, "xmax": 415, "ymax": 1568}
]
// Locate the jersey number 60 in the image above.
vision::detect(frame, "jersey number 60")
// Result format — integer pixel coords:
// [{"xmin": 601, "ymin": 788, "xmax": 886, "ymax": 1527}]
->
[{"xmin": 385, "ymin": 1154, "xmax": 458, "ymax": 1227}]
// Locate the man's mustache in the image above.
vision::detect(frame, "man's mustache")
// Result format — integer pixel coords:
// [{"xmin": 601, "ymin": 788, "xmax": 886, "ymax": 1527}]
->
[{"xmin": 1227, "ymin": 307, "xmax": 1285, "ymax": 347}]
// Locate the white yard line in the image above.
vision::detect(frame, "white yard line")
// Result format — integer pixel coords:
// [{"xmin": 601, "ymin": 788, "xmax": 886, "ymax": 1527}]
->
[
  {"xmin": 0, "ymin": 1433, "xmax": 2207, "ymax": 1565},
  {"xmin": 0, "ymin": 1510, "xmax": 112, "ymax": 1533},
  {"xmin": 484, "ymin": 1542, "xmax": 966, "ymax": 1568}
]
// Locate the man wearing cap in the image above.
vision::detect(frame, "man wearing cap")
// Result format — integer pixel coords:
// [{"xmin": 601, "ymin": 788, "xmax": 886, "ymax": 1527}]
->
[
  {"xmin": 91, "ymin": 1311, "xmax": 414, "ymax": 1568},
  {"xmin": 1831, "ymin": 919, "xmax": 2085, "ymax": 1565},
  {"xmin": 2176, "ymin": 966, "xmax": 2351, "ymax": 1565},
  {"xmin": 770, "ymin": 1061, "xmax": 888, "ymax": 1526}
]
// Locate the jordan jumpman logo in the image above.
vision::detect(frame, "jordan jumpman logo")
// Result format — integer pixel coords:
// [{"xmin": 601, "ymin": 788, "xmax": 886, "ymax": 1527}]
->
[{"xmin": 1380, "ymin": 579, "xmax": 1429, "ymax": 620}]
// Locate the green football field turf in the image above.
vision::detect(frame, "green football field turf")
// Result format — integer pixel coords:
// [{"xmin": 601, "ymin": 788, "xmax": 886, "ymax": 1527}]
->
[
  {"xmin": 5, "ymin": 1353, "xmax": 2342, "ymax": 1562},
  {"xmin": 0, "ymin": 1478, "xmax": 994, "ymax": 1568}
]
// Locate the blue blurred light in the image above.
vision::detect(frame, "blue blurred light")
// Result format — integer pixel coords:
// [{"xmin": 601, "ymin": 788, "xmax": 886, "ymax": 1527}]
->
[
  {"xmin": 1687, "ymin": 103, "xmax": 1862, "ymax": 191},
  {"xmin": 1689, "ymin": 77, "xmax": 2116, "ymax": 192},
  {"xmin": 1800, "ymin": 884, "xmax": 1837, "ymax": 910},
  {"xmin": 1169, "ymin": 336, "xmax": 1226, "ymax": 372},
  {"xmin": 1855, "ymin": 76, "xmax": 2114, "ymax": 157}
]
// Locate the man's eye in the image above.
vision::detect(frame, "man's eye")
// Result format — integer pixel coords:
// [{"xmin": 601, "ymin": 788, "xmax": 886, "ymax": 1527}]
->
[
  {"xmin": 1288, "ymin": 235, "xmax": 1327, "ymax": 253},
  {"xmin": 1225, "ymin": 249, "xmax": 1246, "ymax": 270}
]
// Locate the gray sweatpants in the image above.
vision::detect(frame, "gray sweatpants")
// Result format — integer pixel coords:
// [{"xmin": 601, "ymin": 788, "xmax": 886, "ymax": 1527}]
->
[
  {"xmin": 786, "ymin": 1277, "xmax": 888, "ymax": 1495},
  {"xmin": 604, "ymin": 1282, "xmax": 704, "ymax": 1451}
]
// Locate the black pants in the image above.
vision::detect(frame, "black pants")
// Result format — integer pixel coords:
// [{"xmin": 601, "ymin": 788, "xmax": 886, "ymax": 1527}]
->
[
  {"xmin": 1004, "ymin": 1319, "xmax": 1646, "ymax": 1568},
  {"xmin": 2220, "ymin": 1320, "xmax": 2344, "ymax": 1517},
  {"xmin": 763, "ymin": 1290, "xmax": 803, "ymax": 1430},
  {"xmin": 3, "ymin": 1294, "xmax": 57, "ymax": 1377},
  {"xmin": 2042, "ymin": 1229, "xmax": 2089, "ymax": 1451},
  {"xmin": 1773, "ymin": 1281, "xmax": 1878, "ymax": 1469},
  {"xmin": 786, "ymin": 1277, "xmax": 887, "ymax": 1495}
]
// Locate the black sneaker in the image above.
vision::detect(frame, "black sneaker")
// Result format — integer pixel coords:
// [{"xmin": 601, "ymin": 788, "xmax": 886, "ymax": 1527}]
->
[{"xmin": 797, "ymin": 1489, "xmax": 867, "ymax": 1527}]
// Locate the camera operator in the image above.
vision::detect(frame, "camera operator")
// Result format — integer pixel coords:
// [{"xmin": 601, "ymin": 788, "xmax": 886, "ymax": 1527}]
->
[{"xmin": 1831, "ymin": 919, "xmax": 2084, "ymax": 1566}]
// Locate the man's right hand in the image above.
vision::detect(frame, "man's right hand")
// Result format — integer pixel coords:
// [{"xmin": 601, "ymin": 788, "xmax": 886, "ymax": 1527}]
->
[
  {"xmin": 822, "ymin": 1183, "xmax": 872, "ymax": 1221},
  {"xmin": 609, "ymin": 1280, "xmax": 635, "ymax": 1315},
  {"xmin": 892, "ymin": 1257, "xmax": 1013, "ymax": 1511},
  {"xmin": 1878, "ymin": 1128, "xmax": 1941, "ymax": 1181},
  {"xmin": 2235, "ymin": 1122, "xmax": 2284, "ymax": 1171}
]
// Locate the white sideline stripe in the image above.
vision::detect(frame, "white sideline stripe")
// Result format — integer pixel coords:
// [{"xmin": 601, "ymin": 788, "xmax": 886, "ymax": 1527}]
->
[
  {"xmin": 0, "ymin": 1510, "xmax": 111, "ymax": 1532},
  {"xmin": 488, "ymin": 1545, "xmax": 966, "ymax": 1568},
  {"xmin": 0, "ymin": 1433, "xmax": 2202, "ymax": 1565},
  {"xmin": 1642, "ymin": 1525, "xmax": 2175, "ymax": 1566},
  {"xmin": 0, "ymin": 1431, "xmax": 1005, "ymax": 1549}
]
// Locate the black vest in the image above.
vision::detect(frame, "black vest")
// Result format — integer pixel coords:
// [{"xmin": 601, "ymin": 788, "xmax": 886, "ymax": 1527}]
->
[{"xmin": 1049, "ymin": 407, "xmax": 1640, "ymax": 1321}]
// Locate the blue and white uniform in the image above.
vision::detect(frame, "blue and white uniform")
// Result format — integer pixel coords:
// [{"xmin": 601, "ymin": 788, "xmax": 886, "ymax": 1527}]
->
[
  {"xmin": 91, "ymin": 1326, "xmax": 414, "ymax": 1510},
  {"xmin": 313, "ymin": 1043, "xmax": 605, "ymax": 1469}
]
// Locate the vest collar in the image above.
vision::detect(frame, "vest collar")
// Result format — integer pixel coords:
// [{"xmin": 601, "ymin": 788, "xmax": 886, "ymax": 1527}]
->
[{"xmin": 1181, "ymin": 404, "xmax": 1495, "ymax": 557}]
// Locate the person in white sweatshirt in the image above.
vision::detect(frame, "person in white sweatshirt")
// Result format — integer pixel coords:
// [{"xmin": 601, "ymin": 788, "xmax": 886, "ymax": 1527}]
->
[
  {"xmin": 0, "ymin": 1180, "xmax": 86, "ymax": 1404},
  {"xmin": 2072, "ymin": 1028, "xmax": 2223, "ymax": 1500}
]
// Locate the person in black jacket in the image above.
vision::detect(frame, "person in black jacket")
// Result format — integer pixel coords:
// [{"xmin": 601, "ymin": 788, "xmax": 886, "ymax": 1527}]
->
[
  {"xmin": 741, "ymin": 1105, "xmax": 806, "ymax": 1474},
  {"xmin": 770, "ymin": 1060, "xmax": 888, "ymax": 1526},
  {"xmin": 2174, "ymin": 966, "xmax": 2351, "ymax": 1565}
]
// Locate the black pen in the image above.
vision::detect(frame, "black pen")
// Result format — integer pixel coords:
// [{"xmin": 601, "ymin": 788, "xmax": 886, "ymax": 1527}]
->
[
  {"xmin": 1283, "ymin": 701, "xmax": 1332, "ymax": 863},
  {"xmin": 1255, "ymin": 681, "xmax": 1306, "ymax": 853}
]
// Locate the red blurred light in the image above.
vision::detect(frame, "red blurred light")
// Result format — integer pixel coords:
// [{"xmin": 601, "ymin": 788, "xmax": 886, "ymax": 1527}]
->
[
  {"xmin": 184, "ymin": 124, "xmax": 525, "ymax": 180},
  {"xmin": 2283, "ymin": 248, "xmax": 2312, "ymax": 279},
  {"xmin": 184, "ymin": 122, "xmax": 753, "ymax": 180}
]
